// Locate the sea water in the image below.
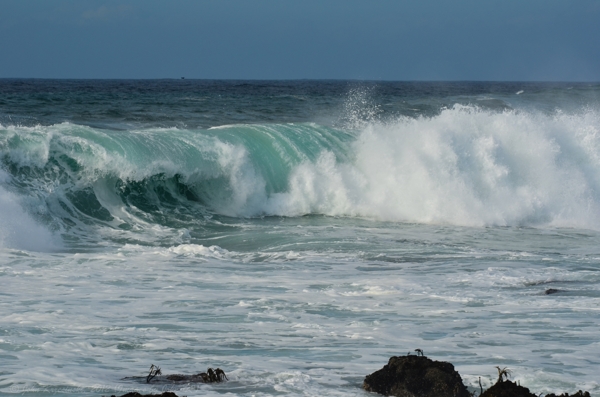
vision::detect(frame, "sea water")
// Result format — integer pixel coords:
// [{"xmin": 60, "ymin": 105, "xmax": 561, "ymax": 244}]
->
[{"xmin": 0, "ymin": 80, "xmax": 599, "ymax": 396}]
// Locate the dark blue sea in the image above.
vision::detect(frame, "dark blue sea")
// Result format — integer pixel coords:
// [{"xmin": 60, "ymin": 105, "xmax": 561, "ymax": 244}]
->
[{"xmin": 1, "ymin": 79, "xmax": 599, "ymax": 396}]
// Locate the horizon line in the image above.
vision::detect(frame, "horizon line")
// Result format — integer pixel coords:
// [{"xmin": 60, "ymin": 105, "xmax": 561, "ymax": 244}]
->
[{"xmin": 1, "ymin": 77, "xmax": 599, "ymax": 84}]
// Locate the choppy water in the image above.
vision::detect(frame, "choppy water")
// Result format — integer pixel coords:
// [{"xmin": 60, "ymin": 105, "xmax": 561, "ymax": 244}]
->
[{"xmin": 1, "ymin": 80, "xmax": 599, "ymax": 396}]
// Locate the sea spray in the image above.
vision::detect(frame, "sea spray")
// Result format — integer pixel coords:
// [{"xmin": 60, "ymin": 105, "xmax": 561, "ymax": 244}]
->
[
  {"xmin": 266, "ymin": 106, "xmax": 600, "ymax": 228},
  {"xmin": 0, "ymin": 169, "xmax": 57, "ymax": 251}
]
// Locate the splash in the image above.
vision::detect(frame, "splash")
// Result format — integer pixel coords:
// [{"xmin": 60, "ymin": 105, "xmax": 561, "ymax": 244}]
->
[
  {"xmin": 265, "ymin": 106, "xmax": 600, "ymax": 228},
  {"xmin": 0, "ymin": 170, "xmax": 58, "ymax": 251}
]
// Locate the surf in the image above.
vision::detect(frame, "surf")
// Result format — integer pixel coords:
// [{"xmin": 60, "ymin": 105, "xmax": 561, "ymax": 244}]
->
[{"xmin": 1, "ymin": 105, "xmax": 600, "ymax": 248}]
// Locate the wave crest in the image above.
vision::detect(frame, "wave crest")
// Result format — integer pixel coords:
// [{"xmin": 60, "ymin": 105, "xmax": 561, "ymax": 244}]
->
[{"xmin": 2, "ymin": 106, "xmax": 600, "ymax": 236}]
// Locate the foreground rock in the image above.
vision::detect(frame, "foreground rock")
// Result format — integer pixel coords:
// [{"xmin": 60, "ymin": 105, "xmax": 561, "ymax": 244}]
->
[
  {"xmin": 480, "ymin": 380, "xmax": 536, "ymax": 397},
  {"xmin": 363, "ymin": 355, "xmax": 470, "ymax": 397},
  {"xmin": 480, "ymin": 381, "xmax": 593, "ymax": 397}
]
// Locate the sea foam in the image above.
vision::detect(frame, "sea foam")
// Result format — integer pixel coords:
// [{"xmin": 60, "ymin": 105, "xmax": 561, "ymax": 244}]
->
[{"xmin": 260, "ymin": 106, "xmax": 600, "ymax": 228}]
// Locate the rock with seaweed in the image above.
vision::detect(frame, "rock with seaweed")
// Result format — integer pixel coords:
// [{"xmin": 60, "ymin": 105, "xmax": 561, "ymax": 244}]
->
[
  {"xmin": 164, "ymin": 367, "xmax": 227, "ymax": 383},
  {"xmin": 362, "ymin": 354, "xmax": 471, "ymax": 397},
  {"xmin": 479, "ymin": 367, "xmax": 591, "ymax": 397},
  {"xmin": 479, "ymin": 379, "xmax": 537, "ymax": 397},
  {"xmin": 123, "ymin": 365, "xmax": 228, "ymax": 385},
  {"xmin": 545, "ymin": 391, "xmax": 591, "ymax": 397}
]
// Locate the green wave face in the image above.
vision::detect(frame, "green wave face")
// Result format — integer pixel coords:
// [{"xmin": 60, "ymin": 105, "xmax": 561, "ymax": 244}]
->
[{"xmin": 0, "ymin": 122, "xmax": 355, "ymax": 246}]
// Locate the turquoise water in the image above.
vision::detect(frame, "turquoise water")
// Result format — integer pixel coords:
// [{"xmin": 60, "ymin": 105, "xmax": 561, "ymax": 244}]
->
[{"xmin": 1, "ymin": 80, "xmax": 599, "ymax": 396}]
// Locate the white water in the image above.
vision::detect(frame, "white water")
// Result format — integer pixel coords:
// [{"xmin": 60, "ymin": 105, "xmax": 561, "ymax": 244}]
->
[
  {"xmin": 1, "ymin": 224, "xmax": 600, "ymax": 397},
  {"xmin": 262, "ymin": 107, "xmax": 600, "ymax": 229}
]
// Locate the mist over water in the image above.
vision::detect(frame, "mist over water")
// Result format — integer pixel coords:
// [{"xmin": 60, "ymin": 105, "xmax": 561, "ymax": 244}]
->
[
  {"xmin": 1, "ymin": 80, "xmax": 600, "ymax": 397},
  {"xmin": 0, "ymin": 170, "xmax": 57, "ymax": 251}
]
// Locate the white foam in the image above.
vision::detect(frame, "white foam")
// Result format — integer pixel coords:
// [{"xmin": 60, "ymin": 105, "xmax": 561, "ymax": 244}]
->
[
  {"xmin": 167, "ymin": 243, "xmax": 229, "ymax": 258},
  {"xmin": 1, "ymin": 227, "xmax": 599, "ymax": 396},
  {"xmin": 253, "ymin": 106, "xmax": 600, "ymax": 229}
]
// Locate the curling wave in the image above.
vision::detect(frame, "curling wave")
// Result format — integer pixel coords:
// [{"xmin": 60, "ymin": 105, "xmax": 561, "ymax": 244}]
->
[{"xmin": 1, "ymin": 105, "xmax": 600, "ymax": 243}]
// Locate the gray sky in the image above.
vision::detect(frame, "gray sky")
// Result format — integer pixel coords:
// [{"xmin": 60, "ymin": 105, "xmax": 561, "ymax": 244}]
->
[{"xmin": 1, "ymin": 0, "xmax": 599, "ymax": 81}]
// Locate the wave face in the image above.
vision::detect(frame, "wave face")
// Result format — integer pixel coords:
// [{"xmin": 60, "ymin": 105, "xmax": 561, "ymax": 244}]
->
[
  {"xmin": 2, "ymin": 104, "xmax": 600, "ymax": 245},
  {"xmin": 0, "ymin": 121, "xmax": 354, "ymax": 246}
]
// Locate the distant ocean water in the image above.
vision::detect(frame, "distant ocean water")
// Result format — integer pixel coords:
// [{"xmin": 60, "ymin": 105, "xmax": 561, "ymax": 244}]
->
[{"xmin": 1, "ymin": 79, "xmax": 599, "ymax": 397}]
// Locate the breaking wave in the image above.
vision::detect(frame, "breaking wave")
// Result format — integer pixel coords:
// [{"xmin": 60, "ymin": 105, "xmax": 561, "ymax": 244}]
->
[{"xmin": 2, "ymin": 105, "xmax": 600, "ymax": 244}]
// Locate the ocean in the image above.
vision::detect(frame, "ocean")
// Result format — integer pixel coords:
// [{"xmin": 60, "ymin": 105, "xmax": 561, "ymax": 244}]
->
[{"xmin": 1, "ymin": 79, "xmax": 599, "ymax": 396}]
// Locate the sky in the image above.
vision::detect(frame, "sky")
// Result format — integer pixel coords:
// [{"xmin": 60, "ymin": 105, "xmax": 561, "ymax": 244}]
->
[{"xmin": 1, "ymin": 0, "xmax": 599, "ymax": 81}]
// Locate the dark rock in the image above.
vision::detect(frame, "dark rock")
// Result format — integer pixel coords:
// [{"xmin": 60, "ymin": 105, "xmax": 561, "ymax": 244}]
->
[
  {"xmin": 124, "ymin": 367, "xmax": 228, "ymax": 385},
  {"xmin": 545, "ymin": 289, "xmax": 561, "ymax": 295},
  {"xmin": 164, "ymin": 373, "xmax": 208, "ymax": 382},
  {"xmin": 362, "ymin": 355, "xmax": 470, "ymax": 397},
  {"xmin": 546, "ymin": 391, "xmax": 591, "ymax": 397},
  {"xmin": 480, "ymin": 380, "xmax": 536, "ymax": 397},
  {"xmin": 119, "ymin": 393, "xmax": 179, "ymax": 397},
  {"xmin": 160, "ymin": 368, "xmax": 226, "ymax": 383}
]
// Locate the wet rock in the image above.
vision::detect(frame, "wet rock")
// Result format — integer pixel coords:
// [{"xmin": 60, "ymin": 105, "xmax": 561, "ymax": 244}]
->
[
  {"xmin": 545, "ymin": 391, "xmax": 591, "ymax": 397},
  {"xmin": 164, "ymin": 373, "xmax": 208, "ymax": 382},
  {"xmin": 480, "ymin": 380, "xmax": 536, "ymax": 397},
  {"xmin": 161, "ymin": 368, "xmax": 227, "ymax": 383},
  {"xmin": 545, "ymin": 288, "xmax": 561, "ymax": 295},
  {"xmin": 362, "ymin": 355, "xmax": 470, "ymax": 397},
  {"xmin": 124, "ymin": 366, "xmax": 228, "ymax": 385}
]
